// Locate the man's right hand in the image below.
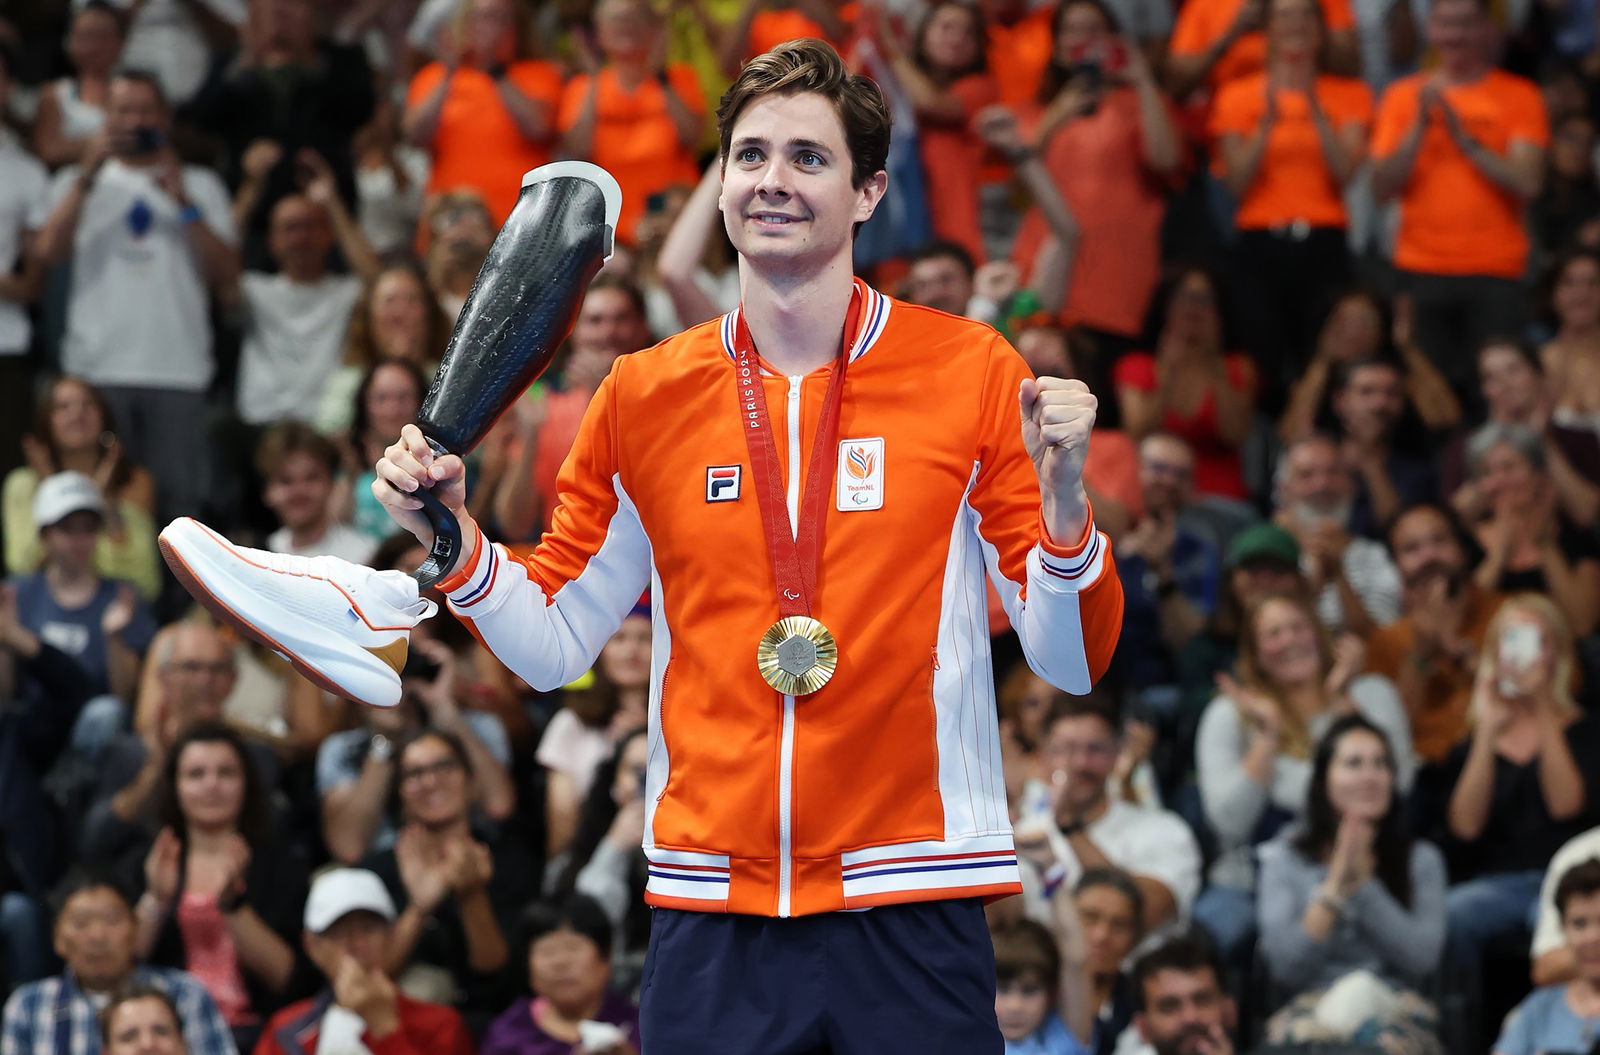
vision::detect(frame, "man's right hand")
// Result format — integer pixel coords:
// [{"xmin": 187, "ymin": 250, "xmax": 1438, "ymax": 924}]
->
[{"xmin": 373, "ymin": 424, "xmax": 476, "ymax": 566}]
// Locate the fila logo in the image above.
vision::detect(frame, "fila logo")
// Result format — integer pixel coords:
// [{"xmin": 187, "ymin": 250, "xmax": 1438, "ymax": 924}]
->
[
  {"xmin": 836, "ymin": 437, "xmax": 884, "ymax": 511},
  {"xmin": 706, "ymin": 465, "xmax": 742, "ymax": 502}
]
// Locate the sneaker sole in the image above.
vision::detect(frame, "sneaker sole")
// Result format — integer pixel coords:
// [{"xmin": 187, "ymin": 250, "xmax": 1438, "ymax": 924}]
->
[{"xmin": 159, "ymin": 517, "xmax": 404, "ymax": 708}]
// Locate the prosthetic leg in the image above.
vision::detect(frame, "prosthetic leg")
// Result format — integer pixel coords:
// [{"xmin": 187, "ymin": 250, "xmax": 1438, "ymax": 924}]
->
[
  {"xmin": 156, "ymin": 163, "xmax": 622, "ymax": 707},
  {"xmin": 410, "ymin": 161, "xmax": 622, "ymax": 586}
]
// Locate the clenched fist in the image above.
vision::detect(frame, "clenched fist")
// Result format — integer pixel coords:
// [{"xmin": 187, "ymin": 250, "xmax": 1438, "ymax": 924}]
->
[{"xmin": 1020, "ymin": 376, "xmax": 1095, "ymax": 542}]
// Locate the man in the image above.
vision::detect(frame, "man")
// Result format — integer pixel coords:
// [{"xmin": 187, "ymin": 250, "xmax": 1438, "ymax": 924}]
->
[
  {"xmin": 1131, "ymin": 933, "xmax": 1238, "ymax": 1055},
  {"xmin": 185, "ymin": 0, "xmax": 375, "ymax": 265},
  {"xmin": 257, "ymin": 423, "xmax": 378, "ymax": 564},
  {"xmin": 162, "ymin": 39, "xmax": 1122, "ymax": 1050},
  {"xmin": 491, "ymin": 275, "xmax": 655, "ymax": 541},
  {"xmin": 0, "ymin": 44, "xmax": 47, "ymax": 480},
  {"xmin": 904, "ymin": 239, "xmax": 976, "ymax": 318},
  {"xmin": 1021, "ymin": 696, "xmax": 1201, "ymax": 938},
  {"xmin": 79, "ymin": 623, "xmax": 279, "ymax": 861},
  {"xmin": 1330, "ymin": 357, "xmax": 1435, "ymax": 538},
  {"xmin": 233, "ymin": 157, "xmax": 377, "ymax": 429},
  {"xmin": 0, "ymin": 870, "xmax": 235, "ymax": 1055},
  {"xmin": 1273, "ymin": 433, "xmax": 1401, "ymax": 635},
  {"xmin": 250, "ymin": 868, "xmax": 473, "ymax": 1055},
  {"xmin": 32, "ymin": 69, "xmax": 240, "ymax": 521},
  {"xmin": 1371, "ymin": 0, "xmax": 1547, "ymax": 397},
  {"xmin": 1115, "ymin": 434, "xmax": 1220, "ymax": 702},
  {"xmin": 1365, "ymin": 501, "xmax": 1501, "ymax": 766}
]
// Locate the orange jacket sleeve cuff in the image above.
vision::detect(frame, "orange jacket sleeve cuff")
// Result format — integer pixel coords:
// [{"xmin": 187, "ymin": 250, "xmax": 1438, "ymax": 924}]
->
[
  {"xmin": 1039, "ymin": 500, "xmax": 1097, "ymax": 559},
  {"xmin": 434, "ymin": 523, "xmax": 488, "ymax": 595}
]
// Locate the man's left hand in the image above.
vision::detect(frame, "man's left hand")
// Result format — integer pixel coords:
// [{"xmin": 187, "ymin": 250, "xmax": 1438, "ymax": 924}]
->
[{"xmin": 1020, "ymin": 376, "xmax": 1095, "ymax": 541}]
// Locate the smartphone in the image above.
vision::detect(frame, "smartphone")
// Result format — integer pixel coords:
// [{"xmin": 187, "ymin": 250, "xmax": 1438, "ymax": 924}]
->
[
  {"xmin": 645, "ymin": 190, "xmax": 670, "ymax": 216},
  {"xmin": 131, "ymin": 126, "xmax": 164, "ymax": 154},
  {"xmin": 401, "ymin": 651, "xmax": 442, "ymax": 683},
  {"xmin": 1497, "ymin": 622, "xmax": 1542, "ymax": 696}
]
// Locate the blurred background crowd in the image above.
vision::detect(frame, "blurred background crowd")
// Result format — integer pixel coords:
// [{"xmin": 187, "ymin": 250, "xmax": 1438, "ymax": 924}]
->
[{"xmin": 1, "ymin": 0, "xmax": 1600, "ymax": 1052}]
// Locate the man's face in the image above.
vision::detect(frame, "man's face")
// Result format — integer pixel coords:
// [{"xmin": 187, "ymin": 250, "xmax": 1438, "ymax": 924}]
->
[
  {"xmin": 1427, "ymin": 0, "xmax": 1485, "ymax": 63},
  {"xmin": 54, "ymin": 887, "xmax": 136, "ymax": 991},
  {"xmin": 267, "ymin": 196, "xmax": 333, "ymax": 279},
  {"xmin": 104, "ymin": 996, "xmax": 184, "ymax": 1055},
  {"xmin": 905, "ymin": 255, "xmax": 973, "ymax": 316},
  {"xmin": 263, "ymin": 451, "xmax": 334, "ymax": 533},
  {"xmin": 720, "ymin": 92, "xmax": 885, "ymax": 277},
  {"xmin": 1563, "ymin": 890, "xmax": 1600, "ymax": 982},
  {"xmin": 160, "ymin": 627, "xmax": 236, "ymax": 724},
  {"xmin": 1137, "ymin": 967, "xmax": 1236, "ymax": 1055},
  {"xmin": 1139, "ymin": 436, "xmax": 1195, "ymax": 517},
  {"xmin": 571, "ymin": 288, "xmax": 650, "ymax": 362},
  {"xmin": 41, "ymin": 511, "xmax": 102, "ymax": 573},
  {"xmin": 1280, "ymin": 440, "xmax": 1351, "ymax": 517},
  {"xmin": 1333, "ymin": 364, "xmax": 1404, "ymax": 441},
  {"xmin": 1390, "ymin": 507, "xmax": 1464, "ymax": 588},
  {"xmin": 1042, "ymin": 715, "xmax": 1118, "ymax": 817},
  {"xmin": 305, "ymin": 911, "xmax": 391, "ymax": 978},
  {"xmin": 106, "ymin": 78, "xmax": 167, "ymax": 155}
]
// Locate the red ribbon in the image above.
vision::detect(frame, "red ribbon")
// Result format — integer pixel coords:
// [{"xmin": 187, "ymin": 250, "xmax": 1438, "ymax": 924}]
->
[{"xmin": 731, "ymin": 293, "xmax": 863, "ymax": 619}]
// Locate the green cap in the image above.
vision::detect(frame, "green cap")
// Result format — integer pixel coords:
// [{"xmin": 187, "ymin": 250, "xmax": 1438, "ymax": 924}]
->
[{"xmin": 1226, "ymin": 523, "xmax": 1300, "ymax": 569}]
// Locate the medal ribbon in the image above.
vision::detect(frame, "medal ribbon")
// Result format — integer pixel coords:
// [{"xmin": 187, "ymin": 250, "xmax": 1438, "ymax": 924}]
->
[{"xmin": 732, "ymin": 291, "xmax": 863, "ymax": 619}]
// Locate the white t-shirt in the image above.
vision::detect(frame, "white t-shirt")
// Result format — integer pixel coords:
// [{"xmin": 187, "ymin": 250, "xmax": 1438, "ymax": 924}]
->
[
  {"xmin": 0, "ymin": 136, "xmax": 48, "ymax": 354},
  {"xmin": 268, "ymin": 523, "xmax": 379, "ymax": 566},
  {"xmin": 47, "ymin": 159, "xmax": 237, "ymax": 391},
  {"xmin": 1531, "ymin": 826, "xmax": 1600, "ymax": 958},
  {"xmin": 74, "ymin": 0, "xmax": 248, "ymax": 105},
  {"xmin": 536, "ymin": 706, "xmax": 614, "ymax": 800},
  {"xmin": 315, "ymin": 1004, "xmax": 372, "ymax": 1055},
  {"xmin": 238, "ymin": 271, "xmax": 363, "ymax": 425}
]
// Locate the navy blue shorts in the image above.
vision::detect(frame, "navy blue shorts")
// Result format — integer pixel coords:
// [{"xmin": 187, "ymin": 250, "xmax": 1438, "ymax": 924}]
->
[{"xmin": 637, "ymin": 898, "xmax": 1002, "ymax": 1054}]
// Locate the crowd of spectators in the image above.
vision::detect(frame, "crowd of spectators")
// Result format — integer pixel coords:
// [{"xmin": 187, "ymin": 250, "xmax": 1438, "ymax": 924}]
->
[{"xmin": 3, "ymin": 0, "xmax": 1600, "ymax": 1052}]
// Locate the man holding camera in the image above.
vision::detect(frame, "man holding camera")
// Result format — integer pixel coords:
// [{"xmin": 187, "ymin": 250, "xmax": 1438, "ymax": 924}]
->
[{"xmin": 32, "ymin": 70, "xmax": 239, "ymax": 522}]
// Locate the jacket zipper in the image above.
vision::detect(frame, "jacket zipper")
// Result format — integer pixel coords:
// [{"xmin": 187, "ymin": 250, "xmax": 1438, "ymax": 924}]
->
[{"xmin": 778, "ymin": 374, "xmax": 803, "ymax": 917}]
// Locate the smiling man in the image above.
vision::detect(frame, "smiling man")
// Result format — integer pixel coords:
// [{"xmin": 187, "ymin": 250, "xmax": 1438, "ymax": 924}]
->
[{"xmin": 162, "ymin": 38, "xmax": 1123, "ymax": 1052}]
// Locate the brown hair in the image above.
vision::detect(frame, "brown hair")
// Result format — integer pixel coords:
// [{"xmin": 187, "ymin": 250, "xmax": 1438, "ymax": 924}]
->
[
  {"xmin": 992, "ymin": 919, "xmax": 1062, "ymax": 992},
  {"xmin": 1234, "ymin": 591, "xmax": 1336, "ymax": 758},
  {"xmin": 32, "ymin": 376, "xmax": 135, "ymax": 496},
  {"xmin": 342, "ymin": 260, "xmax": 452, "ymax": 371},
  {"xmin": 254, "ymin": 420, "xmax": 341, "ymax": 481},
  {"xmin": 716, "ymin": 38, "xmax": 891, "ymax": 190},
  {"xmin": 100, "ymin": 985, "xmax": 183, "ymax": 1048}
]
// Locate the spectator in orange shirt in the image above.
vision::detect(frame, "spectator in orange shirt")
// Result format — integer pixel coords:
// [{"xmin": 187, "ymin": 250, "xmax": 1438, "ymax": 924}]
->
[
  {"xmin": 1167, "ymin": 0, "xmax": 1359, "ymax": 101},
  {"xmin": 982, "ymin": 0, "xmax": 1056, "ymax": 107},
  {"xmin": 1114, "ymin": 265, "xmax": 1259, "ymax": 502},
  {"xmin": 1212, "ymin": 0, "xmax": 1372, "ymax": 405},
  {"xmin": 717, "ymin": 0, "xmax": 852, "ymax": 77},
  {"xmin": 1371, "ymin": 0, "xmax": 1548, "ymax": 397},
  {"xmin": 875, "ymin": 0, "xmax": 998, "ymax": 265},
  {"xmin": 491, "ymin": 276, "xmax": 655, "ymax": 543},
  {"xmin": 560, "ymin": 0, "xmax": 707, "ymax": 247},
  {"xmin": 403, "ymin": 0, "xmax": 563, "ymax": 227},
  {"xmin": 1010, "ymin": 0, "xmax": 1182, "ymax": 348}
]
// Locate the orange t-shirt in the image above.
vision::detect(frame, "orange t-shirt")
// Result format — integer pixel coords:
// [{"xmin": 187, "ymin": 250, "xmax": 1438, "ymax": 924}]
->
[
  {"xmin": 1010, "ymin": 89, "xmax": 1174, "ymax": 338},
  {"xmin": 987, "ymin": 7, "xmax": 1054, "ymax": 108},
  {"xmin": 919, "ymin": 74, "xmax": 1000, "ymax": 264},
  {"xmin": 1370, "ymin": 70, "xmax": 1548, "ymax": 277},
  {"xmin": 1170, "ymin": 0, "xmax": 1355, "ymax": 93},
  {"xmin": 407, "ymin": 61, "xmax": 565, "ymax": 224},
  {"xmin": 1209, "ymin": 73, "xmax": 1372, "ymax": 229},
  {"xmin": 558, "ymin": 65, "xmax": 707, "ymax": 245}
]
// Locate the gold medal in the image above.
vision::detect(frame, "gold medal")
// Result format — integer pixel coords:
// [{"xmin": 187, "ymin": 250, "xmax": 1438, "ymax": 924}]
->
[{"xmin": 757, "ymin": 615, "xmax": 838, "ymax": 695}]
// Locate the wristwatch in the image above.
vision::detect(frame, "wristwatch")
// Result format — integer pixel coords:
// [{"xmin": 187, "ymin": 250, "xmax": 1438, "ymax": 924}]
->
[{"xmin": 368, "ymin": 733, "xmax": 394, "ymax": 763}]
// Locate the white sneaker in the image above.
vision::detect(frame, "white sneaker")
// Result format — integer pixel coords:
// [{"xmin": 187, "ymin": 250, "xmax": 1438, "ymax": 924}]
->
[{"xmin": 159, "ymin": 517, "xmax": 437, "ymax": 708}]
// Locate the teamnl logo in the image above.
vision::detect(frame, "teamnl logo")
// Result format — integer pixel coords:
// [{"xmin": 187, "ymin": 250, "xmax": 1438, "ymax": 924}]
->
[
  {"xmin": 836, "ymin": 438, "xmax": 884, "ymax": 511},
  {"xmin": 706, "ymin": 465, "xmax": 742, "ymax": 502}
]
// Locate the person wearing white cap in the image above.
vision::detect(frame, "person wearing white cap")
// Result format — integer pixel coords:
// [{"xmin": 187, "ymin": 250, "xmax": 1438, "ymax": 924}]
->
[
  {"xmin": 252, "ymin": 868, "xmax": 472, "ymax": 1055},
  {"xmin": 12, "ymin": 470, "xmax": 156, "ymax": 757}
]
